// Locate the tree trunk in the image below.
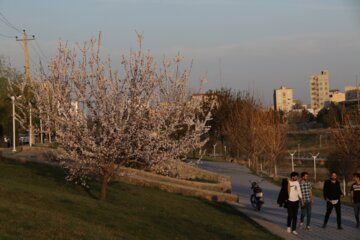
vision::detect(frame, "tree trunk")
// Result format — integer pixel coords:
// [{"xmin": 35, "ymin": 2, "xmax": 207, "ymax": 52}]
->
[
  {"xmin": 100, "ymin": 173, "xmax": 109, "ymax": 201},
  {"xmin": 255, "ymin": 157, "xmax": 259, "ymax": 174},
  {"xmin": 343, "ymin": 178, "xmax": 347, "ymax": 197}
]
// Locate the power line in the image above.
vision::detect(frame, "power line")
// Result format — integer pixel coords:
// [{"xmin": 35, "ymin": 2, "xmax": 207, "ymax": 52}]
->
[
  {"xmin": 0, "ymin": 32, "xmax": 14, "ymax": 38},
  {"xmin": 30, "ymin": 41, "xmax": 44, "ymax": 63},
  {"xmin": 0, "ymin": 11, "xmax": 49, "ymax": 68},
  {"xmin": 34, "ymin": 40, "xmax": 49, "ymax": 62},
  {"xmin": 0, "ymin": 11, "xmax": 22, "ymax": 33},
  {"xmin": 0, "ymin": 16, "xmax": 16, "ymax": 31}
]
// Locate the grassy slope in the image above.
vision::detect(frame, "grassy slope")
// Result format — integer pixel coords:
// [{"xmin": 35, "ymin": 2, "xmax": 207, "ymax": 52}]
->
[{"xmin": 0, "ymin": 160, "xmax": 281, "ymax": 240}]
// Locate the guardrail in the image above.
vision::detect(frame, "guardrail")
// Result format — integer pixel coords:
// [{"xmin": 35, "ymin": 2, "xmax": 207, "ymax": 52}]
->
[{"xmin": 284, "ymin": 156, "xmax": 327, "ymax": 161}]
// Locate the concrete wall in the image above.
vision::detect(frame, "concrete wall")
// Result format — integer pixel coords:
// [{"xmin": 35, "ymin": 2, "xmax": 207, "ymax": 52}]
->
[{"xmin": 116, "ymin": 166, "xmax": 238, "ymax": 203}]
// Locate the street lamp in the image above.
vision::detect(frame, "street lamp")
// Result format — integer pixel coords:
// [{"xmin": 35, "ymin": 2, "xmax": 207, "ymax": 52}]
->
[
  {"xmin": 29, "ymin": 102, "xmax": 33, "ymax": 147},
  {"xmin": 288, "ymin": 150, "xmax": 297, "ymax": 172},
  {"xmin": 213, "ymin": 143, "xmax": 217, "ymax": 159},
  {"xmin": 39, "ymin": 109, "xmax": 43, "ymax": 144},
  {"xmin": 10, "ymin": 95, "xmax": 22, "ymax": 152},
  {"xmin": 310, "ymin": 152, "xmax": 320, "ymax": 182}
]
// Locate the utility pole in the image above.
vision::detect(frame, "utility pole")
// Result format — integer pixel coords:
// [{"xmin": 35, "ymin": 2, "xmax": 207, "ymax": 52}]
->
[
  {"xmin": 16, "ymin": 30, "xmax": 35, "ymax": 82},
  {"xmin": 16, "ymin": 30, "xmax": 35, "ymax": 146}
]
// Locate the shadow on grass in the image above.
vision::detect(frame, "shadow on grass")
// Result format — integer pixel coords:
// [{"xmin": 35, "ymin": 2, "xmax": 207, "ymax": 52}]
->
[
  {"xmin": 0, "ymin": 157, "xmax": 102, "ymax": 200},
  {"xmin": 203, "ymin": 200, "xmax": 280, "ymax": 237}
]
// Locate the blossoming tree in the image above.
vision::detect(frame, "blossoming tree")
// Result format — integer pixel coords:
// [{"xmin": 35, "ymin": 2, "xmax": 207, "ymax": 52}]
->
[{"xmin": 31, "ymin": 33, "xmax": 211, "ymax": 200}]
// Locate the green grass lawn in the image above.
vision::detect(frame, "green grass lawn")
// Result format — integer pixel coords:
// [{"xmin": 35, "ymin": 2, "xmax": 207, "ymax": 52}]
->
[{"xmin": 0, "ymin": 159, "xmax": 281, "ymax": 240}]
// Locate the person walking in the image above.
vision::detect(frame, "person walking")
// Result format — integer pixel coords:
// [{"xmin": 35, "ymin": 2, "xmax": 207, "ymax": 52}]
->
[
  {"xmin": 286, "ymin": 172, "xmax": 304, "ymax": 236},
  {"xmin": 350, "ymin": 173, "xmax": 360, "ymax": 228},
  {"xmin": 299, "ymin": 172, "xmax": 313, "ymax": 230},
  {"xmin": 277, "ymin": 178, "xmax": 289, "ymax": 208},
  {"xmin": 3, "ymin": 136, "xmax": 10, "ymax": 148},
  {"xmin": 323, "ymin": 171, "xmax": 344, "ymax": 229}
]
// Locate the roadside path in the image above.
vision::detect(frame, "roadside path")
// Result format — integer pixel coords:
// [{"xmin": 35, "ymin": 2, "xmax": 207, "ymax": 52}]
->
[{"xmin": 200, "ymin": 161, "xmax": 360, "ymax": 240}]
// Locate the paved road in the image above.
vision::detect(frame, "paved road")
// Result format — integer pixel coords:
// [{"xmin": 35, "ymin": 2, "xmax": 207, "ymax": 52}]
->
[{"xmin": 200, "ymin": 161, "xmax": 360, "ymax": 240}]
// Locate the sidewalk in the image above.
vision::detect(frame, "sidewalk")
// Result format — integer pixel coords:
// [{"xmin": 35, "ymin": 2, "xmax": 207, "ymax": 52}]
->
[
  {"xmin": 230, "ymin": 201, "xmax": 298, "ymax": 240},
  {"xmin": 200, "ymin": 161, "xmax": 360, "ymax": 240}
]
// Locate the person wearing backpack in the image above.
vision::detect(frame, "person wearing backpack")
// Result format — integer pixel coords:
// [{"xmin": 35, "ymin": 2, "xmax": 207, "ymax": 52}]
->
[{"xmin": 277, "ymin": 178, "xmax": 289, "ymax": 208}]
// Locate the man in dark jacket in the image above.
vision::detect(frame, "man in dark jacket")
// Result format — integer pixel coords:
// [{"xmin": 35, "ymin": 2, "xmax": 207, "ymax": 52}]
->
[
  {"xmin": 322, "ymin": 171, "xmax": 344, "ymax": 229},
  {"xmin": 350, "ymin": 173, "xmax": 360, "ymax": 228}
]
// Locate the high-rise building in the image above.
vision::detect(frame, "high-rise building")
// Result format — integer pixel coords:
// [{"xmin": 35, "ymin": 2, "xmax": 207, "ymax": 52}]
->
[
  {"xmin": 273, "ymin": 86, "xmax": 293, "ymax": 112},
  {"xmin": 309, "ymin": 70, "xmax": 330, "ymax": 112}
]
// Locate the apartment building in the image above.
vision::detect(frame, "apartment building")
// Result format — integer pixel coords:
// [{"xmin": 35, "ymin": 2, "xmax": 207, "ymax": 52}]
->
[
  {"xmin": 328, "ymin": 89, "xmax": 345, "ymax": 103},
  {"xmin": 191, "ymin": 93, "xmax": 218, "ymax": 107},
  {"xmin": 309, "ymin": 70, "xmax": 330, "ymax": 112},
  {"xmin": 345, "ymin": 86, "xmax": 360, "ymax": 101},
  {"xmin": 273, "ymin": 86, "xmax": 293, "ymax": 112}
]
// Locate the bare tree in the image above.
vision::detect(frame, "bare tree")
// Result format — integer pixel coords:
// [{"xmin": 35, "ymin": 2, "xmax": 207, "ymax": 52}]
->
[
  {"xmin": 261, "ymin": 110, "xmax": 288, "ymax": 177},
  {"xmin": 30, "ymin": 33, "xmax": 211, "ymax": 200},
  {"xmin": 218, "ymin": 90, "xmax": 287, "ymax": 176},
  {"xmin": 327, "ymin": 112, "xmax": 360, "ymax": 193},
  {"xmin": 221, "ymin": 91, "xmax": 265, "ymax": 171}
]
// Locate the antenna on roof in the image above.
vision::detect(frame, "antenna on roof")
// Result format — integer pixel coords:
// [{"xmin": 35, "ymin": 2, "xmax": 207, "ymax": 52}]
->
[{"xmin": 218, "ymin": 58, "xmax": 223, "ymax": 88}]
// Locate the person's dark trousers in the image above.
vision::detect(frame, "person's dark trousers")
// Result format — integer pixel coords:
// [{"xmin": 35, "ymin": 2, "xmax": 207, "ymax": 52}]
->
[
  {"xmin": 300, "ymin": 201, "xmax": 312, "ymax": 227},
  {"xmin": 287, "ymin": 200, "xmax": 299, "ymax": 231},
  {"xmin": 354, "ymin": 203, "xmax": 360, "ymax": 224},
  {"xmin": 324, "ymin": 201, "xmax": 342, "ymax": 227}
]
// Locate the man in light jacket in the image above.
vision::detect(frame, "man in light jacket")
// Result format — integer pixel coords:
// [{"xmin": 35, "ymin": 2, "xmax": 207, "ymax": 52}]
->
[{"xmin": 287, "ymin": 172, "xmax": 304, "ymax": 236}]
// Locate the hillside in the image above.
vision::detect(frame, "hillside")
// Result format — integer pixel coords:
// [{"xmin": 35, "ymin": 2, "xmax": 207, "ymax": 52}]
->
[{"xmin": 0, "ymin": 159, "xmax": 281, "ymax": 240}]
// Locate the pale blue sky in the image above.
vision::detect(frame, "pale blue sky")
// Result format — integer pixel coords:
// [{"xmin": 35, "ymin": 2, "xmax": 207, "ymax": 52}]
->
[{"xmin": 1, "ymin": 0, "xmax": 360, "ymax": 105}]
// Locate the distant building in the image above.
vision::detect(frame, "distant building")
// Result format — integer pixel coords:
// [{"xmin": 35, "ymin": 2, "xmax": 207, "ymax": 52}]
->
[
  {"xmin": 328, "ymin": 89, "xmax": 345, "ymax": 104},
  {"xmin": 345, "ymin": 86, "xmax": 360, "ymax": 101},
  {"xmin": 273, "ymin": 86, "xmax": 293, "ymax": 112},
  {"xmin": 292, "ymin": 99, "xmax": 307, "ymax": 112},
  {"xmin": 191, "ymin": 93, "xmax": 218, "ymax": 107},
  {"xmin": 309, "ymin": 70, "xmax": 330, "ymax": 112},
  {"xmin": 70, "ymin": 101, "xmax": 79, "ymax": 115}
]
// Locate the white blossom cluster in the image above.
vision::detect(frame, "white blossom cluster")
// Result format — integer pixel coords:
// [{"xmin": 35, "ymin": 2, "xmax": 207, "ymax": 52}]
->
[{"xmin": 29, "ymin": 34, "xmax": 212, "ymax": 199}]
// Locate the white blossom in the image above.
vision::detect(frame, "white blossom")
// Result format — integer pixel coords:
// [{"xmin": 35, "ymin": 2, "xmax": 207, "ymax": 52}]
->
[{"xmin": 27, "ymin": 34, "xmax": 212, "ymax": 200}]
